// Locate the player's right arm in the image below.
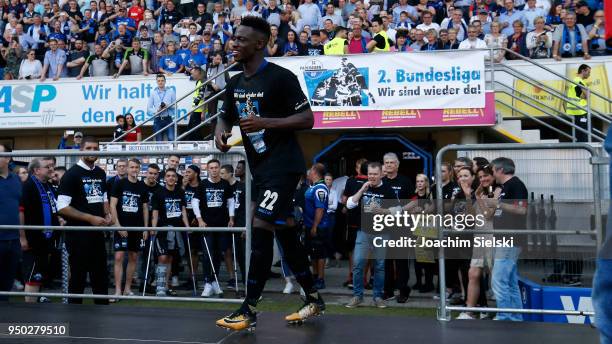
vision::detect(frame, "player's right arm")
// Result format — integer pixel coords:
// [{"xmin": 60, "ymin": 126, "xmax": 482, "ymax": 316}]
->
[{"xmin": 215, "ymin": 78, "xmax": 237, "ymax": 152}]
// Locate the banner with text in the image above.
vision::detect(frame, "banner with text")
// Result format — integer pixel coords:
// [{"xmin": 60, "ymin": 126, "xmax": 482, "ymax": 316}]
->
[
  {"xmin": 0, "ymin": 75, "xmax": 194, "ymax": 129},
  {"xmin": 269, "ymin": 51, "xmax": 487, "ymax": 111}
]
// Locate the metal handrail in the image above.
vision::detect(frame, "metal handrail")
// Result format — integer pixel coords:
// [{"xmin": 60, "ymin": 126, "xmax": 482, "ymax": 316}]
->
[
  {"xmin": 111, "ymin": 62, "xmax": 238, "ymax": 143},
  {"xmin": 494, "ymin": 78, "xmax": 607, "ymax": 138},
  {"xmin": 495, "ymin": 63, "xmax": 611, "ymax": 123},
  {"xmin": 495, "ymin": 88, "xmax": 606, "ymax": 142},
  {"xmin": 140, "ymin": 89, "xmax": 226, "ymax": 143},
  {"xmin": 499, "ymin": 47, "xmax": 611, "ymax": 105},
  {"xmin": 176, "ymin": 110, "xmax": 223, "ymax": 141}
]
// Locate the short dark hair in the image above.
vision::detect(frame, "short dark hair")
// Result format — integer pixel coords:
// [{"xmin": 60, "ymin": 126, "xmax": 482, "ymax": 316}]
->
[
  {"xmin": 207, "ymin": 158, "xmax": 221, "ymax": 167},
  {"xmin": 368, "ymin": 161, "xmax": 383, "ymax": 172},
  {"xmin": 129, "ymin": 158, "xmax": 141, "ymax": 165},
  {"xmin": 239, "ymin": 15, "xmax": 271, "ymax": 41},
  {"xmin": 372, "ymin": 17, "xmax": 383, "ymax": 25},
  {"xmin": 237, "ymin": 160, "xmax": 245, "ymax": 166},
  {"xmin": 156, "ymin": 73, "xmax": 166, "ymax": 80},
  {"xmin": 310, "ymin": 163, "xmax": 326, "ymax": 178},
  {"xmin": 148, "ymin": 163, "xmax": 160, "ymax": 171},
  {"xmin": 221, "ymin": 164, "xmax": 234, "ymax": 173},
  {"xmin": 491, "ymin": 157, "xmax": 515, "ymax": 175},
  {"xmin": 81, "ymin": 136, "xmax": 98, "ymax": 146},
  {"xmin": 578, "ymin": 64, "xmax": 590, "ymax": 73},
  {"xmin": 116, "ymin": 114, "xmax": 125, "ymax": 121},
  {"xmin": 55, "ymin": 166, "xmax": 67, "ymax": 173}
]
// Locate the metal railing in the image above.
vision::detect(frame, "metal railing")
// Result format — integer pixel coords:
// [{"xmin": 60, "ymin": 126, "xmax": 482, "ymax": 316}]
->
[
  {"xmin": 0, "ymin": 148, "xmax": 251, "ymax": 304},
  {"xmin": 111, "ymin": 62, "xmax": 238, "ymax": 143},
  {"xmin": 435, "ymin": 142, "xmax": 603, "ymax": 321}
]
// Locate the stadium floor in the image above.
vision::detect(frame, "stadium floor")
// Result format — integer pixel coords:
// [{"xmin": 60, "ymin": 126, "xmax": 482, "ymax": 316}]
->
[{"xmin": 0, "ymin": 303, "xmax": 599, "ymax": 344}]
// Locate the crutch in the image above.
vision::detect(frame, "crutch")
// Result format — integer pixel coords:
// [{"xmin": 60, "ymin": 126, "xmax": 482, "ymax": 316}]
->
[
  {"xmin": 231, "ymin": 233, "xmax": 239, "ymax": 295},
  {"xmin": 201, "ymin": 234, "xmax": 221, "ymax": 293},
  {"xmin": 142, "ymin": 234, "xmax": 156, "ymax": 296},
  {"xmin": 185, "ymin": 233, "xmax": 198, "ymax": 296}
]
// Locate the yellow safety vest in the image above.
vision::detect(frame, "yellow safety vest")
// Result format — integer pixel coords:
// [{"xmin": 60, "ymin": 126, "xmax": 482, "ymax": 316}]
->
[
  {"xmin": 566, "ymin": 76, "xmax": 588, "ymax": 116},
  {"xmin": 324, "ymin": 37, "xmax": 346, "ymax": 55},
  {"xmin": 373, "ymin": 30, "xmax": 390, "ymax": 52},
  {"xmin": 193, "ymin": 79, "xmax": 204, "ymax": 114}
]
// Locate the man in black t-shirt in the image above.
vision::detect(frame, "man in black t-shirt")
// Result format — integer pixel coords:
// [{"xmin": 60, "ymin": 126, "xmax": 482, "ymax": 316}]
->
[
  {"xmin": 20, "ymin": 157, "xmax": 60, "ymax": 302},
  {"xmin": 151, "ymin": 168, "xmax": 189, "ymax": 297},
  {"xmin": 490, "ymin": 157, "xmax": 527, "ymax": 322},
  {"xmin": 193, "ymin": 159, "xmax": 234, "ymax": 297},
  {"xmin": 214, "ymin": 16, "xmax": 323, "ymax": 330},
  {"xmin": 110, "ymin": 158, "xmax": 148, "ymax": 299},
  {"xmin": 139, "ymin": 163, "xmax": 162, "ymax": 292},
  {"xmin": 345, "ymin": 162, "xmax": 398, "ymax": 309},
  {"xmin": 66, "ymin": 39, "xmax": 89, "ymax": 77},
  {"xmin": 381, "ymin": 152, "xmax": 414, "ymax": 303},
  {"xmin": 340, "ymin": 158, "xmax": 368, "ymax": 289},
  {"xmin": 57, "ymin": 137, "xmax": 112, "ymax": 305},
  {"xmin": 306, "ymin": 30, "xmax": 325, "ymax": 56},
  {"xmin": 107, "ymin": 158, "xmax": 127, "ymax": 202},
  {"xmin": 221, "ymin": 163, "xmax": 246, "ymax": 286},
  {"xmin": 183, "ymin": 164, "xmax": 202, "ymax": 288}
]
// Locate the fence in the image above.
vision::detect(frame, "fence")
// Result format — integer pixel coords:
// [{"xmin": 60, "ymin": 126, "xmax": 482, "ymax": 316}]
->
[
  {"xmin": 0, "ymin": 148, "xmax": 250, "ymax": 304},
  {"xmin": 435, "ymin": 142, "xmax": 604, "ymax": 321}
]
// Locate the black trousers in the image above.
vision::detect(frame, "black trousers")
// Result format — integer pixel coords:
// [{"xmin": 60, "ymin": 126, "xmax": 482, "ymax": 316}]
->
[
  {"xmin": 574, "ymin": 114, "xmax": 589, "ymax": 142},
  {"xmin": 185, "ymin": 111, "xmax": 204, "ymax": 141},
  {"xmin": 66, "ymin": 232, "xmax": 109, "ymax": 305},
  {"xmin": 384, "ymin": 259, "xmax": 411, "ymax": 297}
]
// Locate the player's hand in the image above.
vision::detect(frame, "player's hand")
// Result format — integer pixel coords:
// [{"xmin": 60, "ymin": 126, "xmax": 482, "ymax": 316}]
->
[
  {"xmin": 119, "ymin": 230, "xmax": 128, "ymax": 238},
  {"xmin": 240, "ymin": 115, "xmax": 267, "ymax": 133},
  {"xmin": 89, "ymin": 215, "xmax": 108, "ymax": 226},
  {"xmin": 198, "ymin": 219, "xmax": 207, "ymax": 227},
  {"xmin": 215, "ymin": 130, "xmax": 231, "ymax": 152},
  {"xmin": 143, "ymin": 231, "xmax": 149, "ymax": 240},
  {"xmin": 228, "ymin": 219, "xmax": 234, "ymax": 228},
  {"xmin": 360, "ymin": 182, "xmax": 370, "ymax": 192},
  {"xmin": 20, "ymin": 236, "xmax": 29, "ymax": 251},
  {"xmin": 310, "ymin": 227, "xmax": 317, "ymax": 237}
]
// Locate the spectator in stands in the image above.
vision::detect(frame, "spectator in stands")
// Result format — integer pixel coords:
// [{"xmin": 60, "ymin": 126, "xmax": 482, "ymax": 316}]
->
[
  {"xmin": 348, "ymin": 19, "xmax": 370, "ymax": 53},
  {"xmin": 0, "ymin": 143, "xmax": 23, "ymax": 302},
  {"xmin": 185, "ymin": 41, "xmax": 206, "ymax": 73},
  {"xmin": 522, "ymin": 0, "xmax": 545, "ymax": 31},
  {"xmin": 526, "ymin": 16, "xmax": 553, "ymax": 58},
  {"xmin": 39, "ymin": 38, "xmax": 66, "ymax": 81},
  {"xmin": 575, "ymin": 1, "xmax": 594, "ymax": 27},
  {"xmin": 18, "ymin": 49, "xmax": 42, "ymax": 79},
  {"xmin": 586, "ymin": 10, "xmax": 606, "ymax": 56},
  {"xmin": 123, "ymin": 113, "xmax": 142, "ymax": 142},
  {"xmin": 305, "ymin": 30, "xmax": 324, "ymax": 55},
  {"xmin": 114, "ymin": 39, "xmax": 149, "ymax": 77},
  {"xmin": 139, "ymin": 10, "xmax": 158, "ymax": 32},
  {"xmin": 441, "ymin": 9, "xmax": 468, "ymax": 41},
  {"xmin": 2, "ymin": 38, "xmax": 22, "ymax": 80},
  {"xmin": 505, "ymin": 20, "xmax": 528, "ymax": 59},
  {"xmin": 159, "ymin": 41, "xmax": 184, "ymax": 75},
  {"xmin": 393, "ymin": 31, "xmax": 413, "ymax": 51},
  {"xmin": 459, "ymin": 25, "xmax": 487, "ymax": 49},
  {"xmin": 421, "ymin": 29, "xmax": 440, "ymax": 50},
  {"xmin": 546, "ymin": 3, "xmax": 564, "ymax": 29},
  {"xmin": 113, "ymin": 115, "xmax": 126, "ymax": 141},
  {"xmin": 324, "ymin": 26, "xmax": 349, "ymax": 54},
  {"xmin": 149, "ymin": 32, "xmax": 166, "ymax": 74},
  {"xmin": 205, "ymin": 52, "xmax": 228, "ymax": 116},
  {"xmin": 298, "ymin": 0, "xmax": 322, "ymax": 29},
  {"xmin": 417, "ymin": 11, "xmax": 441, "ymax": 33},
  {"xmin": 77, "ymin": 44, "xmax": 111, "ymax": 79},
  {"xmin": 282, "ymin": 30, "xmax": 300, "ymax": 56},
  {"xmin": 57, "ymin": 136, "xmax": 112, "ymax": 305},
  {"xmin": 322, "ymin": 3, "xmax": 343, "ymax": 28},
  {"xmin": 484, "ymin": 21, "xmax": 508, "ymax": 62},
  {"xmin": 490, "ymin": 157, "xmax": 527, "ymax": 321},
  {"xmin": 148, "ymin": 73, "xmax": 177, "ymax": 142},
  {"xmin": 498, "ymin": 0, "xmax": 524, "ymax": 37},
  {"xmin": 58, "ymin": 131, "xmax": 83, "ymax": 149},
  {"xmin": 367, "ymin": 17, "xmax": 391, "ymax": 52},
  {"xmin": 66, "ymin": 39, "xmax": 89, "ymax": 77},
  {"xmin": 138, "ymin": 26, "xmax": 153, "ymax": 51},
  {"xmin": 393, "ymin": 0, "xmax": 418, "ymax": 26},
  {"xmin": 552, "ymin": 12, "xmax": 590, "ymax": 60},
  {"xmin": 409, "ymin": 28, "xmax": 426, "ymax": 50}
]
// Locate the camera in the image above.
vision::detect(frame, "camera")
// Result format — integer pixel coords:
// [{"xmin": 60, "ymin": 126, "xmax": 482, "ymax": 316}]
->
[{"xmin": 160, "ymin": 102, "xmax": 166, "ymax": 108}]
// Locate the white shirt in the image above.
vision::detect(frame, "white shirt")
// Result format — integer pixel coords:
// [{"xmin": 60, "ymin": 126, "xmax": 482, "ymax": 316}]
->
[
  {"xmin": 416, "ymin": 22, "xmax": 441, "ymax": 33},
  {"xmin": 459, "ymin": 38, "xmax": 487, "ymax": 49}
]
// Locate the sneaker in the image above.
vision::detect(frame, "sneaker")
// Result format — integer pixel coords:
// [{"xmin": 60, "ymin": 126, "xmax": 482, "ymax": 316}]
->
[
  {"xmin": 226, "ymin": 279, "xmax": 236, "ymax": 290},
  {"xmin": 373, "ymin": 297, "xmax": 387, "ymax": 309},
  {"xmin": 566, "ymin": 278, "xmax": 582, "ymax": 287},
  {"xmin": 315, "ymin": 278, "xmax": 326, "ymax": 290},
  {"xmin": 156, "ymin": 288, "xmax": 167, "ymax": 297},
  {"xmin": 216, "ymin": 307, "xmax": 257, "ymax": 331},
  {"xmin": 212, "ymin": 281, "xmax": 223, "ymax": 295},
  {"xmin": 171, "ymin": 276, "xmax": 180, "ymax": 287},
  {"xmin": 38, "ymin": 296, "xmax": 51, "ymax": 303},
  {"xmin": 167, "ymin": 289, "xmax": 178, "ymax": 297},
  {"xmin": 285, "ymin": 293, "xmax": 325, "ymax": 324},
  {"xmin": 345, "ymin": 296, "xmax": 363, "ymax": 308},
  {"xmin": 396, "ymin": 295, "xmax": 409, "ymax": 303},
  {"xmin": 383, "ymin": 293, "xmax": 396, "ymax": 302},
  {"xmin": 283, "ymin": 281, "xmax": 295, "ymax": 294},
  {"xmin": 299, "ymin": 288, "xmax": 306, "ymax": 297},
  {"xmin": 13, "ymin": 280, "xmax": 24, "ymax": 291},
  {"xmin": 457, "ymin": 312, "xmax": 476, "ymax": 320},
  {"xmin": 202, "ymin": 283, "xmax": 213, "ymax": 297},
  {"xmin": 480, "ymin": 312, "xmax": 491, "ymax": 320},
  {"xmin": 342, "ymin": 280, "xmax": 353, "ymax": 289}
]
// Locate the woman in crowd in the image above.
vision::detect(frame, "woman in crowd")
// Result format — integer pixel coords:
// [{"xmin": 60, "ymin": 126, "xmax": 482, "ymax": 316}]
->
[
  {"xmin": 443, "ymin": 28, "xmax": 461, "ymax": 49},
  {"xmin": 2, "ymin": 38, "xmax": 22, "ymax": 80},
  {"xmin": 421, "ymin": 29, "xmax": 441, "ymax": 51},
  {"xmin": 506, "ymin": 20, "xmax": 528, "ymax": 60},
  {"xmin": 18, "ymin": 49, "xmax": 43, "ymax": 80},
  {"xmin": 393, "ymin": 32, "xmax": 413, "ymax": 52},
  {"xmin": 526, "ymin": 16, "xmax": 553, "ymax": 59},
  {"xmin": 123, "ymin": 113, "xmax": 142, "ymax": 142},
  {"xmin": 159, "ymin": 42, "xmax": 184, "ymax": 75},
  {"xmin": 545, "ymin": 3, "xmax": 564, "ymax": 30},
  {"xmin": 457, "ymin": 165, "xmax": 501, "ymax": 319},
  {"xmin": 484, "ymin": 21, "xmax": 507, "ymax": 62},
  {"xmin": 14, "ymin": 166, "xmax": 29, "ymax": 183},
  {"xmin": 282, "ymin": 30, "xmax": 300, "ymax": 56}
]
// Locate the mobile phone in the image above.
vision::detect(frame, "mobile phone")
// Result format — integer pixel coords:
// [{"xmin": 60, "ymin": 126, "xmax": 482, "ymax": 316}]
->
[{"xmin": 66, "ymin": 130, "xmax": 75, "ymax": 135}]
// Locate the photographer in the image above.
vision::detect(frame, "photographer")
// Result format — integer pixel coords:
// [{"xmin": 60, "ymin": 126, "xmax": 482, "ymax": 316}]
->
[{"xmin": 147, "ymin": 73, "xmax": 177, "ymax": 141}]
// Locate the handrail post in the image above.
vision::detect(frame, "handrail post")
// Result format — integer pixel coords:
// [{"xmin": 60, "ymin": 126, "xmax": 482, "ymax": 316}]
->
[
  {"xmin": 174, "ymin": 104, "xmax": 178, "ymax": 143},
  {"xmin": 587, "ymin": 88, "xmax": 592, "ymax": 143}
]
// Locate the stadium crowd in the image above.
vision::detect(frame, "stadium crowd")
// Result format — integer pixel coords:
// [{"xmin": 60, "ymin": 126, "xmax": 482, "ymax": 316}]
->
[
  {"xmin": 0, "ymin": 0, "xmax": 607, "ymax": 80},
  {"xmin": 0, "ymin": 137, "xmax": 542, "ymax": 320}
]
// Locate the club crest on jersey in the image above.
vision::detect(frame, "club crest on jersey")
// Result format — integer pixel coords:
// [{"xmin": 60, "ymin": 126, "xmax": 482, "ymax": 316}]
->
[{"xmin": 316, "ymin": 189, "xmax": 327, "ymax": 202}]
